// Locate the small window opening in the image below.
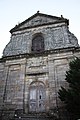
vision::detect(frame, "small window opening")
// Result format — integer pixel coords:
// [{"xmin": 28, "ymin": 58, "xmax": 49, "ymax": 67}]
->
[
  {"xmin": 39, "ymin": 95, "xmax": 41, "ymax": 99},
  {"xmin": 31, "ymin": 34, "xmax": 44, "ymax": 53}
]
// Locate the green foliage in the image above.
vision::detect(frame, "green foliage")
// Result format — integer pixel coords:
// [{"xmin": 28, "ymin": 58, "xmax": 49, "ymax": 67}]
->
[{"xmin": 58, "ymin": 57, "xmax": 80, "ymax": 119}]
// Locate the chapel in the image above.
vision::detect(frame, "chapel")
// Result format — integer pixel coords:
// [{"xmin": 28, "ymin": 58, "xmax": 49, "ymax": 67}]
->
[{"xmin": 0, "ymin": 11, "xmax": 80, "ymax": 119}]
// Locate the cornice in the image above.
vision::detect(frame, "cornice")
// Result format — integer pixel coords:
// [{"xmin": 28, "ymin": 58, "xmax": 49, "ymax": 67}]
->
[{"xmin": 0, "ymin": 47, "xmax": 80, "ymax": 62}]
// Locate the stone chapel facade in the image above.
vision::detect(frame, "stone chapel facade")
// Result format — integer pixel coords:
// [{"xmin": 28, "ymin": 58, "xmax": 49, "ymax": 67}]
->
[{"xmin": 0, "ymin": 12, "xmax": 80, "ymax": 119}]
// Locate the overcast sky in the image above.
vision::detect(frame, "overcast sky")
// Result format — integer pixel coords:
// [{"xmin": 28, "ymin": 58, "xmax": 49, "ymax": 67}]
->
[{"xmin": 0, "ymin": 0, "xmax": 80, "ymax": 57}]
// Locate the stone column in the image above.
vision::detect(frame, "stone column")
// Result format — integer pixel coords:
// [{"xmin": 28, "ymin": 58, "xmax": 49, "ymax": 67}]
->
[{"xmin": 48, "ymin": 55, "xmax": 57, "ymax": 110}]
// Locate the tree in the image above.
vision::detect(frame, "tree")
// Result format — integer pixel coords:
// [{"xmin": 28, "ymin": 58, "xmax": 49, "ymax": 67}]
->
[{"xmin": 58, "ymin": 57, "xmax": 80, "ymax": 119}]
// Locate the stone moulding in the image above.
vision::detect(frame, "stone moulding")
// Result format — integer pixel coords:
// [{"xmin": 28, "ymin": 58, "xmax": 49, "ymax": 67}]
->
[
  {"xmin": 10, "ymin": 19, "xmax": 69, "ymax": 33},
  {"xmin": 0, "ymin": 47, "xmax": 80, "ymax": 62}
]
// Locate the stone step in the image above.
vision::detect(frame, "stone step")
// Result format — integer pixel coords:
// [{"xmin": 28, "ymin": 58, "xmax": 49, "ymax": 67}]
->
[{"xmin": 10, "ymin": 114, "xmax": 56, "ymax": 120}]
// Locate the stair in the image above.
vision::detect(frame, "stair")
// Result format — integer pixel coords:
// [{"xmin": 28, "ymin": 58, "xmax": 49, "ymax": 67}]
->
[{"xmin": 10, "ymin": 113, "xmax": 57, "ymax": 120}]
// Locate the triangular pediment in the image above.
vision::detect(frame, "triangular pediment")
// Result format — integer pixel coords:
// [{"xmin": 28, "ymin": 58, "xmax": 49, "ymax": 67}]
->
[{"xmin": 10, "ymin": 12, "xmax": 68, "ymax": 33}]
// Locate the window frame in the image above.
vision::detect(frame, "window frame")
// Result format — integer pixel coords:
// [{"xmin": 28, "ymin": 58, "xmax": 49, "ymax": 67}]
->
[{"xmin": 31, "ymin": 33, "xmax": 44, "ymax": 53}]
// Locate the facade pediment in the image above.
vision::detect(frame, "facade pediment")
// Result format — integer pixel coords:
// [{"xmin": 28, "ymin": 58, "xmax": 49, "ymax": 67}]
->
[
  {"xmin": 3, "ymin": 12, "xmax": 78, "ymax": 57},
  {"xmin": 10, "ymin": 12, "xmax": 68, "ymax": 33}
]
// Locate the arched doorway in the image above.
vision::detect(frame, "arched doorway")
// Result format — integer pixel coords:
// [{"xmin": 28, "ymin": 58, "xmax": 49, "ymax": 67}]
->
[{"xmin": 29, "ymin": 81, "xmax": 46, "ymax": 113}]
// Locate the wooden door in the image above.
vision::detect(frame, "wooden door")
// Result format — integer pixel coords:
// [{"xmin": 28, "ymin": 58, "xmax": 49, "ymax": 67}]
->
[{"xmin": 29, "ymin": 82, "xmax": 46, "ymax": 113}]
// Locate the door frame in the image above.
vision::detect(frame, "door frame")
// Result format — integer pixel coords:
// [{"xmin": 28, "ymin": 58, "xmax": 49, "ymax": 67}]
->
[{"xmin": 28, "ymin": 81, "xmax": 46, "ymax": 113}]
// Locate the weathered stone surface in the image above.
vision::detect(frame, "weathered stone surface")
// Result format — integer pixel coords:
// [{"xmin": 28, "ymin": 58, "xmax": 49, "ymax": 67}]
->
[
  {"xmin": 0, "ymin": 12, "xmax": 80, "ymax": 120},
  {"xmin": 3, "ymin": 13, "xmax": 79, "ymax": 57}
]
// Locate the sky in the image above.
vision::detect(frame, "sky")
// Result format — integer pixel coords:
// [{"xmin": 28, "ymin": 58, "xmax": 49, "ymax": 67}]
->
[{"xmin": 0, "ymin": 0, "xmax": 80, "ymax": 57}]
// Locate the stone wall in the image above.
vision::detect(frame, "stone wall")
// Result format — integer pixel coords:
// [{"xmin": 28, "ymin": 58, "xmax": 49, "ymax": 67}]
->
[
  {"xmin": 3, "ymin": 22, "xmax": 79, "ymax": 57},
  {"xmin": 0, "ymin": 47, "xmax": 80, "ymax": 119},
  {"xmin": 0, "ymin": 62, "xmax": 5, "ymax": 116},
  {"xmin": 0, "ymin": 12, "xmax": 80, "ymax": 119},
  {"xmin": 0, "ymin": 13, "xmax": 80, "ymax": 120},
  {"xmin": 0, "ymin": 58, "xmax": 26, "ymax": 112}
]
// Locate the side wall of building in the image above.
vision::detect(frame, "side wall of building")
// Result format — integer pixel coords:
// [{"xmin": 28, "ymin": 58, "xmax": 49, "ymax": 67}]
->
[{"xmin": 0, "ymin": 62, "xmax": 5, "ymax": 115}]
